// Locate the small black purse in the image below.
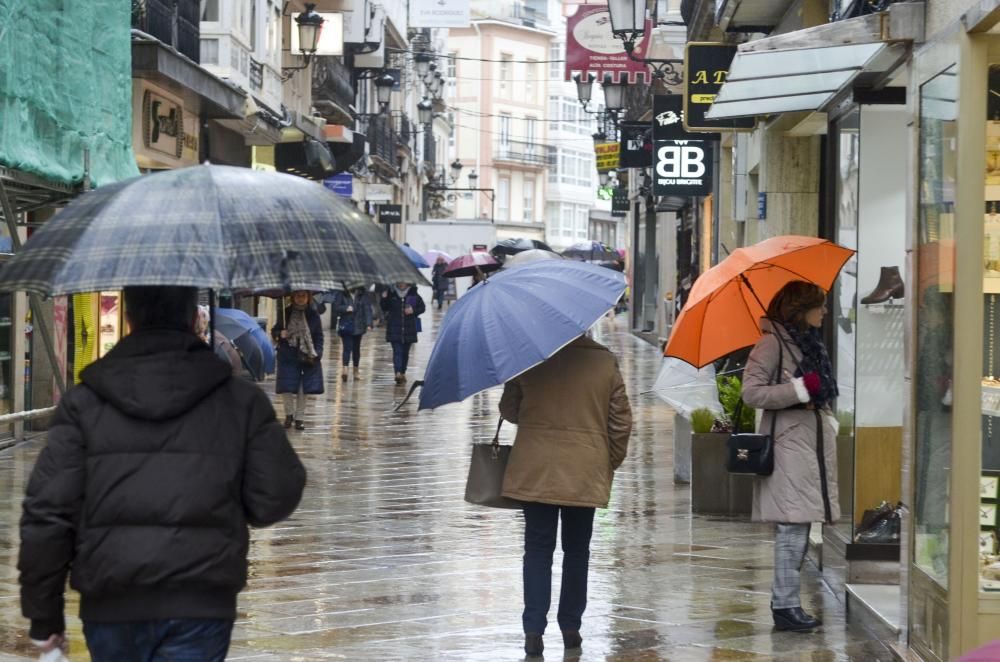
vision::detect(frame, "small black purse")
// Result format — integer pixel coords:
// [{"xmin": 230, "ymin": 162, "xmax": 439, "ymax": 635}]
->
[{"xmin": 726, "ymin": 340, "xmax": 783, "ymax": 476}]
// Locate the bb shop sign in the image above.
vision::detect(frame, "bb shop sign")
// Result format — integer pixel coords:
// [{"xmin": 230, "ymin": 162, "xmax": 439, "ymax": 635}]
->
[{"xmin": 653, "ymin": 140, "xmax": 712, "ymax": 196}]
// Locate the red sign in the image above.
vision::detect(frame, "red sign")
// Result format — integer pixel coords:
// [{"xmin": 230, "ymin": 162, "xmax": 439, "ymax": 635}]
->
[{"xmin": 564, "ymin": 4, "xmax": 651, "ymax": 84}]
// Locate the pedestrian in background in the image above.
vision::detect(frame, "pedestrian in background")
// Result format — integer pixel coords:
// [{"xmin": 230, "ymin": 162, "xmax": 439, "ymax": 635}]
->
[
  {"xmin": 272, "ymin": 290, "xmax": 325, "ymax": 430},
  {"xmin": 431, "ymin": 257, "xmax": 449, "ymax": 310},
  {"xmin": 19, "ymin": 286, "xmax": 306, "ymax": 662},
  {"xmin": 741, "ymin": 280, "xmax": 840, "ymax": 632},
  {"xmin": 196, "ymin": 305, "xmax": 243, "ymax": 376},
  {"xmin": 499, "ymin": 334, "xmax": 633, "ymax": 657},
  {"xmin": 333, "ymin": 286, "xmax": 373, "ymax": 382},
  {"xmin": 381, "ymin": 282, "xmax": 425, "ymax": 384}
]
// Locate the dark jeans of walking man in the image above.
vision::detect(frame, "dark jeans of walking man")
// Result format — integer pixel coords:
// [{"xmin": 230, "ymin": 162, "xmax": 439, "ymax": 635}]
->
[{"xmin": 342, "ymin": 334, "xmax": 363, "ymax": 368}]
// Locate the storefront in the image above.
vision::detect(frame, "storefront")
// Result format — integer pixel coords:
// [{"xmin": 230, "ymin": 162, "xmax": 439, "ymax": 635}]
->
[{"xmin": 906, "ymin": 19, "xmax": 1000, "ymax": 659}]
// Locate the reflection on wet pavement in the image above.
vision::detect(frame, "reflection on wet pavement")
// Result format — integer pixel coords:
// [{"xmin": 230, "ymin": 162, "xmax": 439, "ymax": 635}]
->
[{"xmin": 0, "ymin": 299, "xmax": 894, "ymax": 660}]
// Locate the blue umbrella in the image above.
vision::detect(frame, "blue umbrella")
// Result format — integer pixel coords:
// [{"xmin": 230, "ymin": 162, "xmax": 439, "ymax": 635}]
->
[
  {"xmin": 418, "ymin": 261, "xmax": 626, "ymax": 410},
  {"xmin": 215, "ymin": 308, "xmax": 275, "ymax": 375},
  {"xmin": 400, "ymin": 244, "xmax": 430, "ymax": 268}
]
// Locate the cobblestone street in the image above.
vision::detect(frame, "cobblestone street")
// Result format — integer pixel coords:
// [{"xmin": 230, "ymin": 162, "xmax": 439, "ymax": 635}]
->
[{"xmin": 0, "ymin": 297, "xmax": 895, "ymax": 661}]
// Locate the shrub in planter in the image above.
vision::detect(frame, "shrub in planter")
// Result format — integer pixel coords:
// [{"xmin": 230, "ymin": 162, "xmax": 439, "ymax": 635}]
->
[{"xmin": 690, "ymin": 407, "xmax": 716, "ymax": 434}]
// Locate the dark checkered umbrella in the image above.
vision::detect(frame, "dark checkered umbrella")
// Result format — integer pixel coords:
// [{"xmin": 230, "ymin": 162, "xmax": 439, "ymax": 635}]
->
[{"xmin": 0, "ymin": 165, "xmax": 426, "ymax": 296}]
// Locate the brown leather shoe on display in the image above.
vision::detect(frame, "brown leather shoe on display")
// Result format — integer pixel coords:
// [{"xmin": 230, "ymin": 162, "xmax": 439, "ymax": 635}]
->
[{"xmin": 860, "ymin": 266, "xmax": 904, "ymax": 304}]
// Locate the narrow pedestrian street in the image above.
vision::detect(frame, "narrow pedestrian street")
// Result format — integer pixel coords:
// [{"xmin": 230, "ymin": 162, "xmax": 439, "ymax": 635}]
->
[{"xmin": 0, "ymin": 294, "xmax": 893, "ymax": 661}]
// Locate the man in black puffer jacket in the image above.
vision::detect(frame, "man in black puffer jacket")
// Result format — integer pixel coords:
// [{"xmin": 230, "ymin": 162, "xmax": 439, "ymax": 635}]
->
[{"xmin": 18, "ymin": 286, "xmax": 306, "ymax": 661}]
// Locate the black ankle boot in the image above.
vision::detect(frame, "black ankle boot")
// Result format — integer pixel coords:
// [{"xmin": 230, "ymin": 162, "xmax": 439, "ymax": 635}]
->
[
  {"xmin": 283, "ymin": 415, "xmax": 294, "ymax": 429},
  {"xmin": 772, "ymin": 606, "xmax": 821, "ymax": 631},
  {"xmin": 524, "ymin": 633, "xmax": 543, "ymax": 656},
  {"xmin": 562, "ymin": 629, "xmax": 582, "ymax": 648}
]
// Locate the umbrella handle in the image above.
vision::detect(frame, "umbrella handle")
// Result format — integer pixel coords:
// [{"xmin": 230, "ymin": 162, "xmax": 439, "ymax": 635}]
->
[{"xmin": 393, "ymin": 380, "xmax": 424, "ymax": 411}]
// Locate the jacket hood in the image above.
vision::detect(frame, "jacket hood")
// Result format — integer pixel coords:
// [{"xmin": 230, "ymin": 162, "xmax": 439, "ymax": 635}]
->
[{"xmin": 81, "ymin": 329, "xmax": 232, "ymax": 421}]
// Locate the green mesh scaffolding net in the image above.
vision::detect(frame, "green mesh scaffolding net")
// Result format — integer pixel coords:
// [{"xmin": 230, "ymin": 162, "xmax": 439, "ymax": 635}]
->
[{"xmin": 0, "ymin": 0, "xmax": 139, "ymax": 189}]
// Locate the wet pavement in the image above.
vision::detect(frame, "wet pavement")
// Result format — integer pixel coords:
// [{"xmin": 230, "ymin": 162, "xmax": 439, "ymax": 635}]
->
[{"xmin": 0, "ymin": 293, "xmax": 895, "ymax": 661}]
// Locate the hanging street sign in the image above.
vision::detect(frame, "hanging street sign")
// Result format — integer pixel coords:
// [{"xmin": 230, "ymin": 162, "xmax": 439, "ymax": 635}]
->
[
  {"xmin": 612, "ymin": 187, "xmax": 629, "ymax": 216},
  {"xmin": 654, "ymin": 95, "xmax": 719, "ymax": 142},
  {"xmin": 653, "ymin": 140, "xmax": 713, "ymax": 196},
  {"xmin": 595, "ymin": 141, "xmax": 621, "ymax": 173},
  {"xmin": 564, "ymin": 4, "xmax": 652, "ymax": 84},
  {"xmin": 378, "ymin": 204, "xmax": 402, "ymax": 224},
  {"xmin": 619, "ymin": 122, "xmax": 652, "ymax": 168},
  {"xmin": 323, "ymin": 173, "xmax": 353, "ymax": 197},
  {"xmin": 683, "ymin": 43, "xmax": 755, "ymax": 132}
]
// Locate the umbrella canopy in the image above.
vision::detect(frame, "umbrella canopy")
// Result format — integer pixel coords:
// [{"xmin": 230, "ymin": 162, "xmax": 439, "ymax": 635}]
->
[
  {"xmin": 419, "ymin": 261, "xmax": 626, "ymax": 410},
  {"xmin": 443, "ymin": 253, "xmax": 501, "ymax": 278},
  {"xmin": 215, "ymin": 323, "xmax": 265, "ymax": 381},
  {"xmin": 400, "ymin": 244, "xmax": 430, "ymax": 268},
  {"xmin": 664, "ymin": 235, "xmax": 855, "ymax": 368},
  {"xmin": 0, "ymin": 164, "xmax": 426, "ymax": 296},
  {"xmin": 215, "ymin": 307, "xmax": 274, "ymax": 375},
  {"xmin": 651, "ymin": 358, "xmax": 722, "ymax": 419},
  {"xmin": 502, "ymin": 249, "xmax": 563, "ymax": 269},
  {"xmin": 423, "ymin": 249, "xmax": 453, "ymax": 264},
  {"xmin": 490, "ymin": 237, "xmax": 554, "ymax": 257},
  {"xmin": 561, "ymin": 240, "xmax": 619, "ymax": 261}
]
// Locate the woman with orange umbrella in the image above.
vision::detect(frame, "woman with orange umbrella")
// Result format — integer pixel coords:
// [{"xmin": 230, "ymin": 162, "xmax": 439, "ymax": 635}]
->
[
  {"xmin": 741, "ymin": 281, "xmax": 840, "ymax": 632},
  {"xmin": 664, "ymin": 236, "xmax": 853, "ymax": 633}
]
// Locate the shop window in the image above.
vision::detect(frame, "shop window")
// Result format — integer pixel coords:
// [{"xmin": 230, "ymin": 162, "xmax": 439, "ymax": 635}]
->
[{"xmin": 914, "ymin": 65, "xmax": 957, "ymax": 591}]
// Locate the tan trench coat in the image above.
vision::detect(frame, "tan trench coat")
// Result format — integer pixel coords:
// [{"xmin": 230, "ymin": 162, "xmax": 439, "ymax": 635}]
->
[
  {"xmin": 741, "ymin": 320, "xmax": 840, "ymax": 524},
  {"xmin": 499, "ymin": 336, "xmax": 633, "ymax": 508}
]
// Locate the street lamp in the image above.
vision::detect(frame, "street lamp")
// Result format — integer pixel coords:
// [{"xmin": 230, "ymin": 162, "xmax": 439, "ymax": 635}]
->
[
  {"xmin": 450, "ymin": 159, "xmax": 463, "ymax": 181},
  {"xmin": 374, "ymin": 72, "xmax": 395, "ymax": 109},
  {"xmin": 417, "ymin": 98, "xmax": 434, "ymax": 125},
  {"xmin": 602, "ymin": 73, "xmax": 626, "ymax": 112},
  {"xmin": 414, "ymin": 51, "xmax": 433, "ymax": 77},
  {"xmin": 599, "ymin": 172, "xmax": 609, "ymax": 187},
  {"xmin": 281, "ymin": 3, "xmax": 325, "ymax": 81},
  {"xmin": 606, "ymin": 0, "xmax": 646, "ymax": 49},
  {"xmin": 573, "ymin": 73, "xmax": 595, "ymax": 108},
  {"xmin": 423, "ymin": 63, "xmax": 438, "ymax": 86},
  {"xmin": 468, "ymin": 170, "xmax": 478, "ymax": 186}
]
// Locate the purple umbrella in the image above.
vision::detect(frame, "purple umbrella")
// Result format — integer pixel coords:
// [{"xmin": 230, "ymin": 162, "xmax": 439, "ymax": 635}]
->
[{"xmin": 442, "ymin": 253, "xmax": 501, "ymax": 278}]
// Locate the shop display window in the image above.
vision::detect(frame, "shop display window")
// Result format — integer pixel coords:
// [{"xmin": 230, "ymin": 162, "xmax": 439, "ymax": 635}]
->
[
  {"xmin": 979, "ymin": 65, "xmax": 1000, "ymax": 593},
  {"xmin": 915, "ymin": 65, "xmax": 957, "ymax": 589}
]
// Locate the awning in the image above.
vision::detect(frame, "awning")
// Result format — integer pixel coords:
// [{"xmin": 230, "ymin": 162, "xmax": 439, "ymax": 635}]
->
[{"xmin": 705, "ymin": 40, "xmax": 909, "ymax": 120}]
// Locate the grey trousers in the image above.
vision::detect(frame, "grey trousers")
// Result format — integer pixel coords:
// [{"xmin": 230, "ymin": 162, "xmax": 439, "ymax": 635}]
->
[
  {"xmin": 281, "ymin": 388, "xmax": 308, "ymax": 421},
  {"xmin": 772, "ymin": 523, "xmax": 811, "ymax": 609}
]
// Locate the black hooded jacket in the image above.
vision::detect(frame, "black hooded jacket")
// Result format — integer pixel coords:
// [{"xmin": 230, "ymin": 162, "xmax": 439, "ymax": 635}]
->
[{"xmin": 18, "ymin": 329, "xmax": 306, "ymax": 638}]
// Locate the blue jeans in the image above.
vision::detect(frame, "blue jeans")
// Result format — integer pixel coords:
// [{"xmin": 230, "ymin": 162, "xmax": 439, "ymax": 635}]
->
[
  {"xmin": 391, "ymin": 341, "xmax": 412, "ymax": 374},
  {"xmin": 522, "ymin": 502, "xmax": 596, "ymax": 635},
  {"xmin": 341, "ymin": 333, "xmax": 362, "ymax": 367},
  {"xmin": 83, "ymin": 618, "xmax": 233, "ymax": 662}
]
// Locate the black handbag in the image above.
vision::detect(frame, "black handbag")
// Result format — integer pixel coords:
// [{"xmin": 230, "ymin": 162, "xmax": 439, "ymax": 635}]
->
[
  {"xmin": 464, "ymin": 418, "xmax": 522, "ymax": 509},
  {"xmin": 726, "ymin": 340, "xmax": 783, "ymax": 476}
]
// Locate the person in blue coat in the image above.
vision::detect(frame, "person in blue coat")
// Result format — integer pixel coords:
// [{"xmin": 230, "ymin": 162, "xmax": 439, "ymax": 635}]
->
[
  {"xmin": 381, "ymin": 282, "xmax": 425, "ymax": 384},
  {"xmin": 332, "ymin": 286, "xmax": 374, "ymax": 382},
  {"xmin": 271, "ymin": 291, "xmax": 324, "ymax": 430}
]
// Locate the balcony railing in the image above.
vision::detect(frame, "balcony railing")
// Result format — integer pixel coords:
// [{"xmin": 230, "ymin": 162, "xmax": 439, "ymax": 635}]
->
[
  {"xmin": 494, "ymin": 139, "xmax": 547, "ymax": 167},
  {"xmin": 311, "ymin": 56, "xmax": 354, "ymax": 121},
  {"xmin": 132, "ymin": 0, "xmax": 200, "ymax": 63},
  {"xmin": 368, "ymin": 116, "xmax": 397, "ymax": 171}
]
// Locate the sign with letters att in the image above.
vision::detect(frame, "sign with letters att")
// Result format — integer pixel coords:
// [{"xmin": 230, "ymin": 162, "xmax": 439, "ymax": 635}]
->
[
  {"xmin": 683, "ymin": 43, "xmax": 755, "ymax": 132},
  {"xmin": 653, "ymin": 140, "xmax": 712, "ymax": 196},
  {"xmin": 378, "ymin": 204, "xmax": 402, "ymax": 224}
]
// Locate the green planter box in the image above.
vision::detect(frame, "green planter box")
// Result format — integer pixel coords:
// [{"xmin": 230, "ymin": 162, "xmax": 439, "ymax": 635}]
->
[{"xmin": 691, "ymin": 432, "xmax": 754, "ymax": 516}]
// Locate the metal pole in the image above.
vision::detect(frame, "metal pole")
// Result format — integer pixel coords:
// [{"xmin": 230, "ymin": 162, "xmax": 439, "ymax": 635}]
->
[{"xmin": 0, "ymin": 178, "xmax": 66, "ymax": 395}]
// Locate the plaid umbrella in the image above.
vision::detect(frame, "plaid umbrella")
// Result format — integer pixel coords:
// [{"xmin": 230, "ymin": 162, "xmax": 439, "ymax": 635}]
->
[
  {"xmin": 561, "ymin": 241, "xmax": 619, "ymax": 261},
  {"xmin": 0, "ymin": 165, "xmax": 427, "ymax": 296}
]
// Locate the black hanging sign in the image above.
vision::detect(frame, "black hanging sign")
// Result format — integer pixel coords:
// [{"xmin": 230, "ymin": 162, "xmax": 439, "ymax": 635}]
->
[
  {"xmin": 612, "ymin": 187, "xmax": 629, "ymax": 216},
  {"xmin": 654, "ymin": 95, "xmax": 718, "ymax": 142},
  {"xmin": 618, "ymin": 122, "xmax": 653, "ymax": 168},
  {"xmin": 653, "ymin": 140, "xmax": 713, "ymax": 196},
  {"xmin": 683, "ymin": 43, "xmax": 755, "ymax": 132},
  {"xmin": 379, "ymin": 204, "xmax": 402, "ymax": 224}
]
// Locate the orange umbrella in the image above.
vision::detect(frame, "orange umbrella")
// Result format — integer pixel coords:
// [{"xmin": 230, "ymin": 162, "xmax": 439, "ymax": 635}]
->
[{"xmin": 664, "ymin": 235, "xmax": 855, "ymax": 367}]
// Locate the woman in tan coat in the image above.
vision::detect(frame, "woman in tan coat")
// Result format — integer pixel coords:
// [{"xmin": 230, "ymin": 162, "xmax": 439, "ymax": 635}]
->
[
  {"xmin": 499, "ymin": 335, "xmax": 632, "ymax": 657},
  {"xmin": 742, "ymin": 281, "xmax": 840, "ymax": 632}
]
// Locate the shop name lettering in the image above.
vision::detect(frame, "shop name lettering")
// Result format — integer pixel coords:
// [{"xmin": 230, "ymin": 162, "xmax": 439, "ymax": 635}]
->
[
  {"xmin": 690, "ymin": 69, "xmax": 728, "ymax": 85},
  {"xmin": 150, "ymin": 101, "xmax": 181, "ymax": 140},
  {"xmin": 656, "ymin": 142, "xmax": 706, "ymax": 184}
]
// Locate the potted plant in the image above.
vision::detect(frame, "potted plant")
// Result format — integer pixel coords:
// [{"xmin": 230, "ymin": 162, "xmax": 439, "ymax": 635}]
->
[{"xmin": 690, "ymin": 376, "xmax": 755, "ymax": 516}]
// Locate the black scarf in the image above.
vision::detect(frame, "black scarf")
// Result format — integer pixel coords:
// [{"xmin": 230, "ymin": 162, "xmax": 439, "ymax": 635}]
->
[{"xmin": 781, "ymin": 323, "xmax": 838, "ymax": 408}]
